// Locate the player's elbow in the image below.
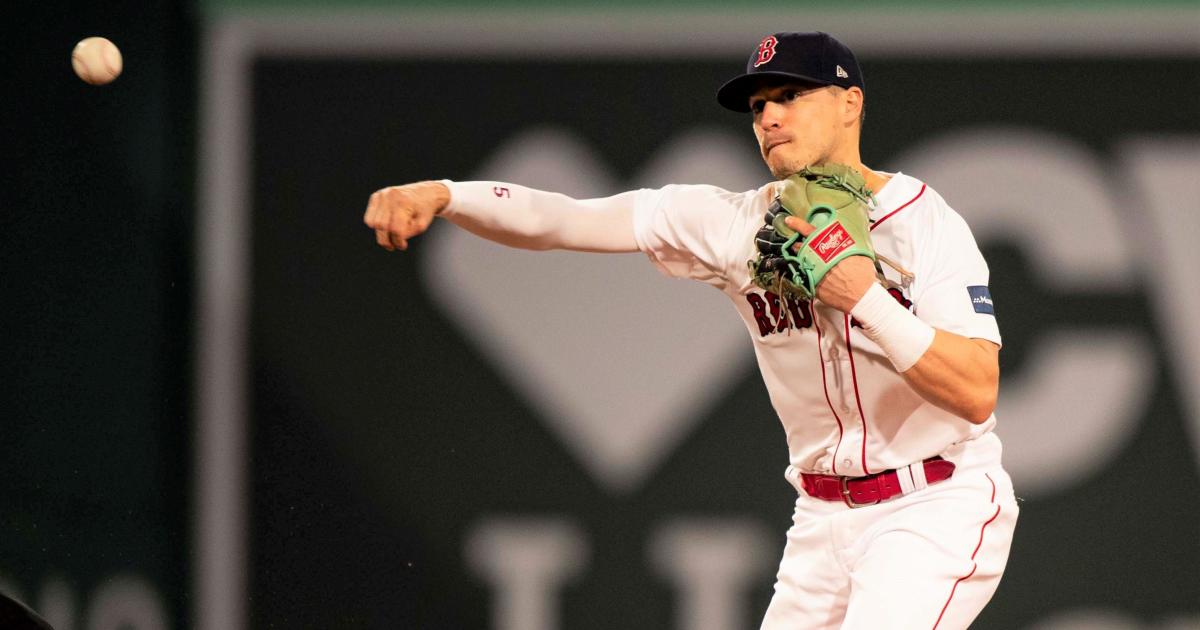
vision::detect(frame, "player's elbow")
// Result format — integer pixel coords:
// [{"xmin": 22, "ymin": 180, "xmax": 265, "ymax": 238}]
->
[
  {"xmin": 963, "ymin": 399, "xmax": 995, "ymax": 424},
  {"xmin": 963, "ymin": 377, "xmax": 999, "ymax": 424}
]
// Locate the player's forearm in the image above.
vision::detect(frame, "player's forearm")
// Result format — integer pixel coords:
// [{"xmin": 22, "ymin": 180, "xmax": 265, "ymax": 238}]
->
[
  {"xmin": 899, "ymin": 331, "xmax": 999, "ymax": 424},
  {"xmin": 850, "ymin": 283, "xmax": 998, "ymax": 424},
  {"xmin": 440, "ymin": 181, "xmax": 640, "ymax": 253}
]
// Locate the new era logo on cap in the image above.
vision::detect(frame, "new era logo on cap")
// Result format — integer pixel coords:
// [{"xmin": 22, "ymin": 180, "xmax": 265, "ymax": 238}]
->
[{"xmin": 716, "ymin": 31, "xmax": 865, "ymax": 112}]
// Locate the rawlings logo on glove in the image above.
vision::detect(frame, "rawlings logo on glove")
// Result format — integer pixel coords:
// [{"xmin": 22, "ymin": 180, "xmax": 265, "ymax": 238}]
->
[
  {"xmin": 748, "ymin": 164, "xmax": 876, "ymax": 302},
  {"xmin": 811, "ymin": 224, "xmax": 855, "ymax": 262}
]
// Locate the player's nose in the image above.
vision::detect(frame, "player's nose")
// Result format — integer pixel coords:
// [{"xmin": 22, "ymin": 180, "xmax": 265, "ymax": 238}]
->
[{"xmin": 758, "ymin": 100, "xmax": 785, "ymax": 129}]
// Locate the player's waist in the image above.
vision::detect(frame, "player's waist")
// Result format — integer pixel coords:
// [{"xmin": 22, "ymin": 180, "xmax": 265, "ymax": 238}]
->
[
  {"xmin": 783, "ymin": 432, "xmax": 1004, "ymax": 508},
  {"xmin": 785, "ymin": 457, "xmax": 955, "ymax": 508}
]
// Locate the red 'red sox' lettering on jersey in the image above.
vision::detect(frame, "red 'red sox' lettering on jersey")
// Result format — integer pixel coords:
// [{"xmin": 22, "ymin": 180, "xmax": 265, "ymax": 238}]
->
[
  {"xmin": 746, "ymin": 291, "xmax": 814, "ymax": 336},
  {"xmin": 746, "ymin": 286, "xmax": 912, "ymax": 337}
]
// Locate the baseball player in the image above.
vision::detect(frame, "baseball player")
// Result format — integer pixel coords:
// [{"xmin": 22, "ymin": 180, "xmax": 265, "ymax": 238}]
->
[{"xmin": 364, "ymin": 31, "xmax": 1018, "ymax": 629}]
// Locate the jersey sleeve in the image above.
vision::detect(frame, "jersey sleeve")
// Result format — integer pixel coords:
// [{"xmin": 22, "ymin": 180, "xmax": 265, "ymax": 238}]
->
[
  {"xmin": 631, "ymin": 184, "xmax": 740, "ymax": 289},
  {"xmin": 911, "ymin": 202, "xmax": 1002, "ymax": 346}
]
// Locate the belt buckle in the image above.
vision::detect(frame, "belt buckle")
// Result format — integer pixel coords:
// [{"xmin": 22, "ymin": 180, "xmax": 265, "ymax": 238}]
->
[{"xmin": 840, "ymin": 476, "xmax": 880, "ymax": 509}]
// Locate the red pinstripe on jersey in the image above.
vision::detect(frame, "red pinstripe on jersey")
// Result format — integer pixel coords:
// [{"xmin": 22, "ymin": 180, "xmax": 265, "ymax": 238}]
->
[
  {"xmin": 932, "ymin": 474, "xmax": 1001, "ymax": 629},
  {"xmin": 843, "ymin": 313, "xmax": 872, "ymax": 475},
  {"xmin": 813, "ymin": 313, "xmax": 846, "ymax": 475}
]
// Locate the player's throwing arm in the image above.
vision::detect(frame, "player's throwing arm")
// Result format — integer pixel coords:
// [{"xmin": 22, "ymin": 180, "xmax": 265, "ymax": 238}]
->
[{"xmin": 364, "ymin": 180, "xmax": 640, "ymax": 253}]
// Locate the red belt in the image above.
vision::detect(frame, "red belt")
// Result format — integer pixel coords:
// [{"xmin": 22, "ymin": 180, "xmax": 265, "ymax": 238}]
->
[{"xmin": 800, "ymin": 457, "xmax": 956, "ymax": 508}]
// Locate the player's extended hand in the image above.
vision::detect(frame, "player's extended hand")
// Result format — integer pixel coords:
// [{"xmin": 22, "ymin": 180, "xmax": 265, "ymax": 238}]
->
[
  {"xmin": 363, "ymin": 180, "xmax": 451, "ymax": 251},
  {"xmin": 783, "ymin": 215, "xmax": 877, "ymax": 313}
]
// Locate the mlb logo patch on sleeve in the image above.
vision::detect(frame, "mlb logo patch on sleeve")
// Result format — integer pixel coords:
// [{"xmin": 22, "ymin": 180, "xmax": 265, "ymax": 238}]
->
[{"xmin": 968, "ymin": 286, "xmax": 995, "ymax": 315}]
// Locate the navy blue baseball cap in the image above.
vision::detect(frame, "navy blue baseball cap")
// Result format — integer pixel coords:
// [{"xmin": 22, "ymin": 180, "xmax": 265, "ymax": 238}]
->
[{"xmin": 717, "ymin": 31, "xmax": 865, "ymax": 112}]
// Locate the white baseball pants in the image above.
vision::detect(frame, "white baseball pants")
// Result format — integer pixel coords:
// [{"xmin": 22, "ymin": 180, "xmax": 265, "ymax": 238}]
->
[{"xmin": 760, "ymin": 434, "xmax": 1019, "ymax": 630}]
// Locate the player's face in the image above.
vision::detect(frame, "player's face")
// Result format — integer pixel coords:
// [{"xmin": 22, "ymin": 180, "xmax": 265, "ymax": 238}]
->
[{"xmin": 749, "ymin": 82, "xmax": 852, "ymax": 179}]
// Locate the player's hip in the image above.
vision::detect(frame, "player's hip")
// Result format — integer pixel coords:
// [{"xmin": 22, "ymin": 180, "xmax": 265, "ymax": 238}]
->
[{"xmin": 783, "ymin": 431, "xmax": 1011, "ymax": 514}]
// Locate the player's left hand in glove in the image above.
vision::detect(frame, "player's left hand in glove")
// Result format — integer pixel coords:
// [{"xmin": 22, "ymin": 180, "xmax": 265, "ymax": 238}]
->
[{"xmin": 748, "ymin": 164, "xmax": 877, "ymax": 306}]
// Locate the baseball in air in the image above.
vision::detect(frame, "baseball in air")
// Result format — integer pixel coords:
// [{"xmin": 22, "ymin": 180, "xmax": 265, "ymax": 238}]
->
[{"xmin": 72, "ymin": 37, "xmax": 123, "ymax": 86}]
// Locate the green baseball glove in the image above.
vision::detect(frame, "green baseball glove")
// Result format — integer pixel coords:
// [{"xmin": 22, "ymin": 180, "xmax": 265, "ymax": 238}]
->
[{"xmin": 749, "ymin": 164, "xmax": 876, "ymax": 301}]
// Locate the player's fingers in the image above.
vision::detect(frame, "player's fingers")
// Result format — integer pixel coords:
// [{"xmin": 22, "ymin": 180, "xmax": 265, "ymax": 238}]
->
[
  {"xmin": 386, "ymin": 203, "xmax": 411, "ymax": 251},
  {"xmin": 364, "ymin": 190, "xmax": 381, "ymax": 227},
  {"xmin": 390, "ymin": 231, "xmax": 408, "ymax": 251},
  {"xmin": 376, "ymin": 228, "xmax": 395, "ymax": 251},
  {"xmin": 783, "ymin": 215, "xmax": 816, "ymax": 237},
  {"xmin": 368, "ymin": 191, "xmax": 392, "ymax": 235}
]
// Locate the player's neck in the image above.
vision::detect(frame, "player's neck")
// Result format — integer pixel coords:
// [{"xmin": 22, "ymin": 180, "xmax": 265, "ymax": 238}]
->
[
  {"xmin": 828, "ymin": 132, "xmax": 889, "ymax": 193},
  {"xmin": 860, "ymin": 165, "xmax": 891, "ymax": 194},
  {"xmin": 816, "ymin": 154, "xmax": 890, "ymax": 194}
]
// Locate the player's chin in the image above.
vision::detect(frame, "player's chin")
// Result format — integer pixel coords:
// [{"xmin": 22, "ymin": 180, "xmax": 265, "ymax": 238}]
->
[
  {"xmin": 764, "ymin": 152, "xmax": 803, "ymax": 180},
  {"xmin": 766, "ymin": 158, "xmax": 799, "ymax": 180}
]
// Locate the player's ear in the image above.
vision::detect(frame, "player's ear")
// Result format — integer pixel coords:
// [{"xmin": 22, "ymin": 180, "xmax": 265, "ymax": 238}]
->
[{"xmin": 843, "ymin": 87, "xmax": 864, "ymax": 125}]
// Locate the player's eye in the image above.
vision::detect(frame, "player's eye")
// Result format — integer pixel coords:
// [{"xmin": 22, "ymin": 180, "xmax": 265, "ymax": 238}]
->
[
  {"xmin": 750, "ymin": 99, "xmax": 766, "ymax": 114},
  {"xmin": 784, "ymin": 89, "xmax": 801, "ymax": 101}
]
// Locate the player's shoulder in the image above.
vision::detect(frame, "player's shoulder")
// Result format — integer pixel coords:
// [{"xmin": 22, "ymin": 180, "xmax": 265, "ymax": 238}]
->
[{"xmin": 871, "ymin": 172, "xmax": 960, "ymax": 228}]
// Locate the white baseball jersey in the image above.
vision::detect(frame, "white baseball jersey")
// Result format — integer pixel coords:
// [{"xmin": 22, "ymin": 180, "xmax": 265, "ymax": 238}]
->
[{"xmin": 630, "ymin": 172, "xmax": 1001, "ymax": 477}]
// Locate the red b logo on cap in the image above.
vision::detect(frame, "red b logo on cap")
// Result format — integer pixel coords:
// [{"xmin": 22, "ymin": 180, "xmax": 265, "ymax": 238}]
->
[{"xmin": 753, "ymin": 36, "xmax": 778, "ymax": 67}]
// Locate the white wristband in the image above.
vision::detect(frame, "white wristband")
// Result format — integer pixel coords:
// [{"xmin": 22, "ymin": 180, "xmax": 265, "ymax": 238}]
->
[{"xmin": 850, "ymin": 283, "xmax": 935, "ymax": 372}]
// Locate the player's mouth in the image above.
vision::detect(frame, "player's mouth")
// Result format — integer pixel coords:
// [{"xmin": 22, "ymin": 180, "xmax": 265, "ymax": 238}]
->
[{"xmin": 763, "ymin": 137, "xmax": 791, "ymax": 156}]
